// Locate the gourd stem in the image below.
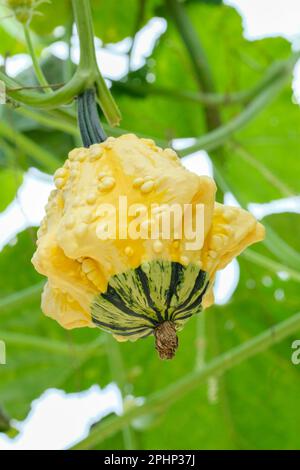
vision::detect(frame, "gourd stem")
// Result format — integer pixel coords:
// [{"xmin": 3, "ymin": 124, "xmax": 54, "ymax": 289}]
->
[
  {"xmin": 77, "ymin": 89, "xmax": 107, "ymax": 146},
  {"xmin": 155, "ymin": 321, "xmax": 178, "ymax": 360}
]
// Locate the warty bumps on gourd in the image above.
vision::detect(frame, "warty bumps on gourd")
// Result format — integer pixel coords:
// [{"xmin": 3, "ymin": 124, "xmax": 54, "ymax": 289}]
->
[{"xmin": 32, "ymin": 134, "xmax": 265, "ymax": 359}]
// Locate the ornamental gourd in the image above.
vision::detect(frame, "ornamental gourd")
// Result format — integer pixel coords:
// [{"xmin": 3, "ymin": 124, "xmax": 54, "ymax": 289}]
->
[{"xmin": 32, "ymin": 117, "xmax": 265, "ymax": 359}]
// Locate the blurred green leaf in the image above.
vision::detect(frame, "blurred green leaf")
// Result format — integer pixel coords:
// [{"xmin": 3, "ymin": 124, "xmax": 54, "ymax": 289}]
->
[
  {"xmin": 0, "ymin": 168, "xmax": 22, "ymax": 212},
  {"xmin": 225, "ymin": 88, "xmax": 300, "ymax": 202},
  {"xmin": 0, "ymin": 5, "xmax": 26, "ymax": 55},
  {"xmin": 0, "ymin": 407, "xmax": 10, "ymax": 433},
  {"xmin": 115, "ymin": 4, "xmax": 292, "ymax": 142},
  {"xmin": 30, "ymin": 0, "xmax": 159, "ymax": 43},
  {"xmin": 30, "ymin": 0, "xmax": 72, "ymax": 37},
  {"xmin": 264, "ymin": 213, "xmax": 300, "ymax": 253},
  {"xmin": 0, "ymin": 230, "xmax": 110, "ymax": 422}
]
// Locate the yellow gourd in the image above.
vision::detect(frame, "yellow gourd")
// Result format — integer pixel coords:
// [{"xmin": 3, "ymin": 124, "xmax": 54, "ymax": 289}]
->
[{"xmin": 32, "ymin": 134, "xmax": 265, "ymax": 359}]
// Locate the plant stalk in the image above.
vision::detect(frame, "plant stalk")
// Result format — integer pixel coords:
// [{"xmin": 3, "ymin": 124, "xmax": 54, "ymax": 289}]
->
[
  {"xmin": 23, "ymin": 24, "xmax": 50, "ymax": 91},
  {"xmin": 242, "ymin": 249, "xmax": 300, "ymax": 283},
  {"xmin": 72, "ymin": 0, "xmax": 121, "ymax": 125},
  {"xmin": 0, "ymin": 0, "xmax": 121, "ymax": 125},
  {"xmin": 180, "ymin": 73, "xmax": 290, "ymax": 156}
]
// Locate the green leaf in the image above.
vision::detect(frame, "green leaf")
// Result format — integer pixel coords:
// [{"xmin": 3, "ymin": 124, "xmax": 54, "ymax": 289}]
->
[
  {"xmin": 0, "ymin": 168, "xmax": 23, "ymax": 212},
  {"xmin": 30, "ymin": 0, "xmax": 159, "ymax": 43},
  {"xmin": 92, "ymin": 1, "xmax": 145, "ymax": 44},
  {"xmin": 30, "ymin": 0, "xmax": 72, "ymax": 37},
  {"xmin": 114, "ymin": 23, "xmax": 206, "ymax": 139},
  {"xmin": 0, "ymin": 407, "xmax": 10, "ymax": 433},
  {"xmin": 225, "ymin": 87, "xmax": 300, "ymax": 202},
  {"xmin": 115, "ymin": 3, "xmax": 291, "ymax": 142},
  {"xmin": 0, "ymin": 5, "xmax": 27, "ymax": 55},
  {"xmin": 263, "ymin": 213, "xmax": 300, "ymax": 254}
]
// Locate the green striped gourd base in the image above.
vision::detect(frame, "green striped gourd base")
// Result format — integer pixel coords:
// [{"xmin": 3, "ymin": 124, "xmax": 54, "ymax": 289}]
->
[{"xmin": 91, "ymin": 260, "xmax": 209, "ymax": 342}]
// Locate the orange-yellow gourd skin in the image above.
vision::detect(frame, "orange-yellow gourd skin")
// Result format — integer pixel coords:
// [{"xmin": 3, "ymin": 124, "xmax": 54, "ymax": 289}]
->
[{"xmin": 32, "ymin": 134, "xmax": 265, "ymax": 337}]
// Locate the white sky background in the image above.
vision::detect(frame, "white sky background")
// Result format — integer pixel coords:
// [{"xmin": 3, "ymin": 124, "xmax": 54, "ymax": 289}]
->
[
  {"xmin": 226, "ymin": 0, "xmax": 300, "ymax": 40},
  {"xmin": 0, "ymin": 0, "xmax": 300, "ymax": 450}
]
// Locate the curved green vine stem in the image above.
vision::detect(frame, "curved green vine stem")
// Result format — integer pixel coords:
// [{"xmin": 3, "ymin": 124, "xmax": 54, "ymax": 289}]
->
[
  {"xmin": 23, "ymin": 23, "xmax": 50, "ymax": 90},
  {"xmin": 114, "ymin": 56, "xmax": 292, "ymax": 107},
  {"xmin": 63, "ymin": 18, "xmax": 75, "ymax": 83},
  {"xmin": 0, "ymin": 58, "xmax": 86, "ymax": 108},
  {"xmin": 7, "ymin": 83, "xmax": 64, "ymax": 92},
  {"xmin": 1, "ymin": 331, "xmax": 84, "ymax": 355},
  {"xmin": 112, "ymin": 80, "xmax": 255, "ymax": 107},
  {"xmin": 179, "ymin": 70, "xmax": 293, "ymax": 156},
  {"xmin": 242, "ymin": 249, "xmax": 300, "ymax": 283},
  {"xmin": 0, "ymin": 331, "xmax": 105, "ymax": 358},
  {"xmin": 71, "ymin": 0, "xmax": 121, "ymax": 125},
  {"xmin": 263, "ymin": 227, "xmax": 300, "ymax": 272},
  {"xmin": 0, "ymin": 0, "xmax": 120, "ymax": 125},
  {"xmin": 113, "ymin": 79, "xmax": 244, "ymax": 105},
  {"xmin": 73, "ymin": 310, "xmax": 300, "ymax": 449},
  {"xmin": 67, "ymin": 0, "xmax": 121, "ymax": 125},
  {"xmin": 71, "ymin": 0, "xmax": 118, "ymax": 123}
]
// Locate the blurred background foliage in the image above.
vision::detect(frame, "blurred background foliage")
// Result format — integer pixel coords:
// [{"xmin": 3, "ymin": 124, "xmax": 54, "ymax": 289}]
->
[{"xmin": 0, "ymin": 0, "xmax": 300, "ymax": 450}]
